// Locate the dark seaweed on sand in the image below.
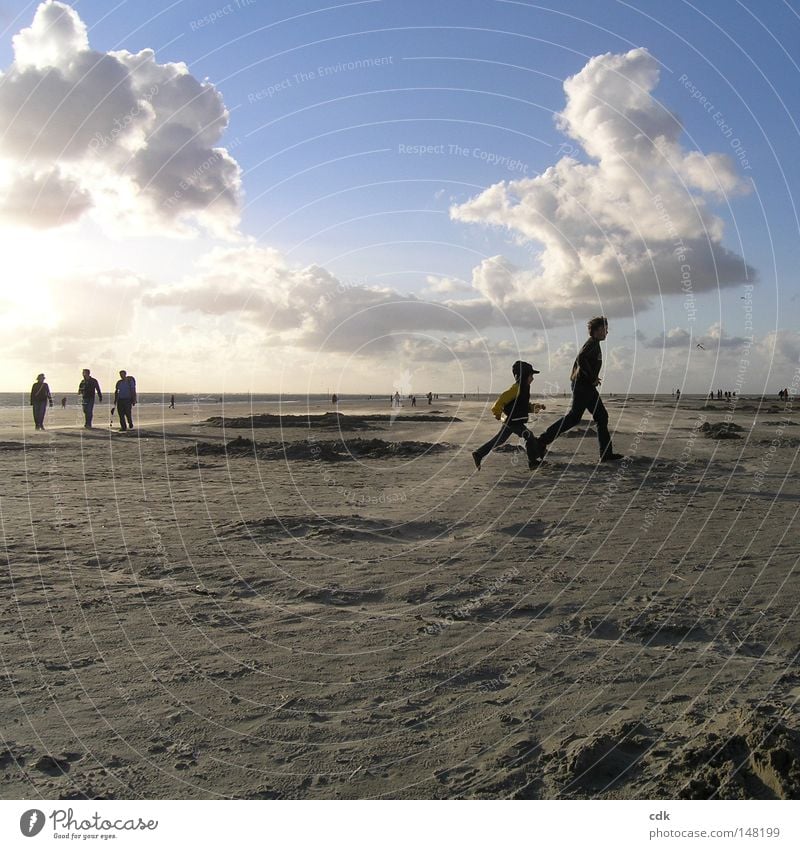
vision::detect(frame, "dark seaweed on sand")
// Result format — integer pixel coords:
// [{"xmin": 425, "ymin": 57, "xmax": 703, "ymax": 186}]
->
[
  {"xmin": 183, "ymin": 435, "xmax": 455, "ymax": 461},
  {"xmin": 203, "ymin": 411, "xmax": 461, "ymax": 429}
]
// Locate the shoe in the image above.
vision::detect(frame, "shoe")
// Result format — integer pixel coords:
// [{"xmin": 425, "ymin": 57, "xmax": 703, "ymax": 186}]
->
[
  {"xmin": 536, "ymin": 437, "xmax": 548, "ymax": 459},
  {"xmin": 471, "ymin": 451, "xmax": 481, "ymax": 470},
  {"xmin": 601, "ymin": 452, "xmax": 624, "ymax": 463}
]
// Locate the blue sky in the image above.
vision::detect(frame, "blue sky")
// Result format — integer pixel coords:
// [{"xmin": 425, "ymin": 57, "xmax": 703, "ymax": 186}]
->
[{"xmin": 0, "ymin": 0, "xmax": 798, "ymax": 393}]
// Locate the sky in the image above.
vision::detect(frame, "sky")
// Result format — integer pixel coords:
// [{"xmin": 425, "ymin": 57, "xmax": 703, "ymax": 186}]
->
[{"xmin": 0, "ymin": 0, "xmax": 798, "ymax": 396}]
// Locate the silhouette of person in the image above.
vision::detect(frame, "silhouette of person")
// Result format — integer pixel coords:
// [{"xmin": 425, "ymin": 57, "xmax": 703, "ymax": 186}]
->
[
  {"xmin": 78, "ymin": 369, "xmax": 102, "ymax": 428},
  {"xmin": 472, "ymin": 361, "xmax": 543, "ymax": 471},
  {"xmin": 537, "ymin": 316, "xmax": 622, "ymax": 462},
  {"xmin": 30, "ymin": 374, "xmax": 52, "ymax": 430},
  {"xmin": 114, "ymin": 370, "xmax": 137, "ymax": 430}
]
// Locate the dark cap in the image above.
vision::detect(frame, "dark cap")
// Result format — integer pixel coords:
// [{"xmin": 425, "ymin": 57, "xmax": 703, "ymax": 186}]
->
[{"xmin": 512, "ymin": 360, "xmax": 540, "ymax": 380}]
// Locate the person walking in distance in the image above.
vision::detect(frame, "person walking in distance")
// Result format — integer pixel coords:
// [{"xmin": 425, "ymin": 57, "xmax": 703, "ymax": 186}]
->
[
  {"xmin": 537, "ymin": 316, "xmax": 623, "ymax": 462},
  {"xmin": 78, "ymin": 368, "xmax": 102, "ymax": 429},
  {"xmin": 472, "ymin": 360, "xmax": 544, "ymax": 471},
  {"xmin": 114, "ymin": 370, "xmax": 137, "ymax": 431},
  {"xmin": 30, "ymin": 373, "xmax": 53, "ymax": 430}
]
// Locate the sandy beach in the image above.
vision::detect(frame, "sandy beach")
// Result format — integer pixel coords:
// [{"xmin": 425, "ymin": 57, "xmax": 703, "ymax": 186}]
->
[{"xmin": 1, "ymin": 395, "xmax": 798, "ymax": 800}]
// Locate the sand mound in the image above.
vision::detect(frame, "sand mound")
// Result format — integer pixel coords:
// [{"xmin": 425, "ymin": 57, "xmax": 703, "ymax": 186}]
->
[
  {"xmin": 183, "ymin": 436, "xmax": 454, "ymax": 461},
  {"xmin": 542, "ymin": 709, "xmax": 800, "ymax": 799},
  {"xmin": 227, "ymin": 515, "xmax": 456, "ymax": 543},
  {"xmin": 756, "ymin": 436, "xmax": 800, "ymax": 448},
  {"xmin": 664, "ymin": 708, "xmax": 800, "ymax": 799},
  {"xmin": 203, "ymin": 412, "xmax": 461, "ymax": 429},
  {"xmin": 561, "ymin": 722, "xmax": 652, "ymax": 794},
  {"xmin": 294, "ymin": 585, "xmax": 385, "ymax": 606},
  {"xmin": 699, "ymin": 422, "xmax": 744, "ymax": 439}
]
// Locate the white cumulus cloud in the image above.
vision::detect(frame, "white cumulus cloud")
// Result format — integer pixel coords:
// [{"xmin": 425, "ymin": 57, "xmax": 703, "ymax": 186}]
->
[
  {"xmin": 451, "ymin": 48, "xmax": 755, "ymax": 324},
  {"xmin": 0, "ymin": 1, "xmax": 241, "ymax": 236},
  {"xmin": 142, "ymin": 245, "xmax": 498, "ymax": 352}
]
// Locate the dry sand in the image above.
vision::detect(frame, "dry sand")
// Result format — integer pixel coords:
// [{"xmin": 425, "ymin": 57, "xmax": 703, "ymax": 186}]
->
[{"xmin": 1, "ymin": 395, "xmax": 798, "ymax": 799}]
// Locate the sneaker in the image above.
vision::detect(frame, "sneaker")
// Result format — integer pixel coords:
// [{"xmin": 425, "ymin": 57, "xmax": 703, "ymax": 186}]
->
[
  {"xmin": 601, "ymin": 452, "xmax": 624, "ymax": 463},
  {"xmin": 471, "ymin": 451, "xmax": 481, "ymax": 471}
]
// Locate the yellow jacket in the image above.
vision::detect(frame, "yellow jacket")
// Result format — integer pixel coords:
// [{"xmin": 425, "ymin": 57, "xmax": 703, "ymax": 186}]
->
[{"xmin": 491, "ymin": 383, "xmax": 546, "ymax": 420}]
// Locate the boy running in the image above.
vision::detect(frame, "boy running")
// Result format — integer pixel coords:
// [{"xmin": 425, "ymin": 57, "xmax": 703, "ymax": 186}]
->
[
  {"xmin": 537, "ymin": 316, "xmax": 623, "ymax": 462},
  {"xmin": 472, "ymin": 360, "xmax": 544, "ymax": 471}
]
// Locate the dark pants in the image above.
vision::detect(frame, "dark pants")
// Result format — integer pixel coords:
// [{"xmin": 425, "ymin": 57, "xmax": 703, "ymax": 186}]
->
[
  {"xmin": 475, "ymin": 419, "xmax": 540, "ymax": 465},
  {"xmin": 82, "ymin": 399, "xmax": 95, "ymax": 428},
  {"xmin": 117, "ymin": 400, "xmax": 133, "ymax": 430},
  {"xmin": 540, "ymin": 382, "xmax": 612, "ymax": 457},
  {"xmin": 32, "ymin": 401, "xmax": 48, "ymax": 429}
]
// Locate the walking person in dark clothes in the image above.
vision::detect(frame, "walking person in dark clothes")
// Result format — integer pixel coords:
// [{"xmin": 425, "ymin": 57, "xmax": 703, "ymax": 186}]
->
[
  {"xmin": 78, "ymin": 368, "xmax": 102, "ymax": 429},
  {"xmin": 537, "ymin": 317, "xmax": 623, "ymax": 462},
  {"xmin": 114, "ymin": 370, "xmax": 137, "ymax": 431},
  {"xmin": 30, "ymin": 373, "xmax": 53, "ymax": 430},
  {"xmin": 472, "ymin": 361, "xmax": 545, "ymax": 471}
]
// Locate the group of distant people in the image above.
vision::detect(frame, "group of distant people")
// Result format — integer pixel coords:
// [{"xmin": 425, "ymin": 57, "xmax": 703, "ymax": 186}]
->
[
  {"xmin": 709, "ymin": 389, "xmax": 737, "ymax": 400},
  {"xmin": 390, "ymin": 391, "xmax": 434, "ymax": 408},
  {"xmin": 29, "ymin": 368, "xmax": 137, "ymax": 432},
  {"xmin": 473, "ymin": 316, "xmax": 623, "ymax": 471},
  {"xmin": 778, "ymin": 387, "xmax": 791, "ymax": 400}
]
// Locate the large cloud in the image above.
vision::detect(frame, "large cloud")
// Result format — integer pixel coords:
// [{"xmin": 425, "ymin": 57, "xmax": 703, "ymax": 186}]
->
[
  {"xmin": 451, "ymin": 48, "xmax": 755, "ymax": 323},
  {"xmin": 0, "ymin": 1, "xmax": 241, "ymax": 236},
  {"xmin": 143, "ymin": 246, "xmax": 498, "ymax": 352}
]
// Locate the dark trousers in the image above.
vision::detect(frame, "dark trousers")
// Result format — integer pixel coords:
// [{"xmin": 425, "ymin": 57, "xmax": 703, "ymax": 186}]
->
[
  {"xmin": 82, "ymin": 399, "xmax": 95, "ymax": 428},
  {"xmin": 475, "ymin": 419, "xmax": 540, "ymax": 465},
  {"xmin": 540, "ymin": 382, "xmax": 612, "ymax": 457},
  {"xmin": 117, "ymin": 400, "xmax": 133, "ymax": 430},
  {"xmin": 32, "ymin": 401, "xmax": 48, "ymax": 428}
]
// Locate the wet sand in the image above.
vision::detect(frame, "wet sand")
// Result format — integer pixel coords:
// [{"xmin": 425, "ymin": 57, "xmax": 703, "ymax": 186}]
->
[{"xmin": 1, "ymin": 396, "xmax": 798, "ymax": 799}]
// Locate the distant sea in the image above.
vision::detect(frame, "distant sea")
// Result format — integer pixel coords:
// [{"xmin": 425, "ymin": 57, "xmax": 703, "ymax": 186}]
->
[
  {"xmin": 1, "ymin": 392, "xmax": 357, "ymax": 409},
  {"xmin": 0, "ymin": 392, "xmax": 762, "ymax": 410}
]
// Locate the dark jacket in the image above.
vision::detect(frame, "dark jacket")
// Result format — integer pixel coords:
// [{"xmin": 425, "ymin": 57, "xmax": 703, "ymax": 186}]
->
[
  {"xmin": 570, "ymin": 337, "xmax": 602, "ymax": 387},
  {"xmin": 79, "ymin": 377, "xmax": 102, "ymax": 402},
  {"xmin": 492, "ymin": 380, "xmax": 533, "ymax": 423},
  {"xmin": 503, "ymin": 379, "xmax": 532, "ymax": 422},
  {"xmin": 30, "ymin": 382, "xmax": 52, "ymax": 405}
]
